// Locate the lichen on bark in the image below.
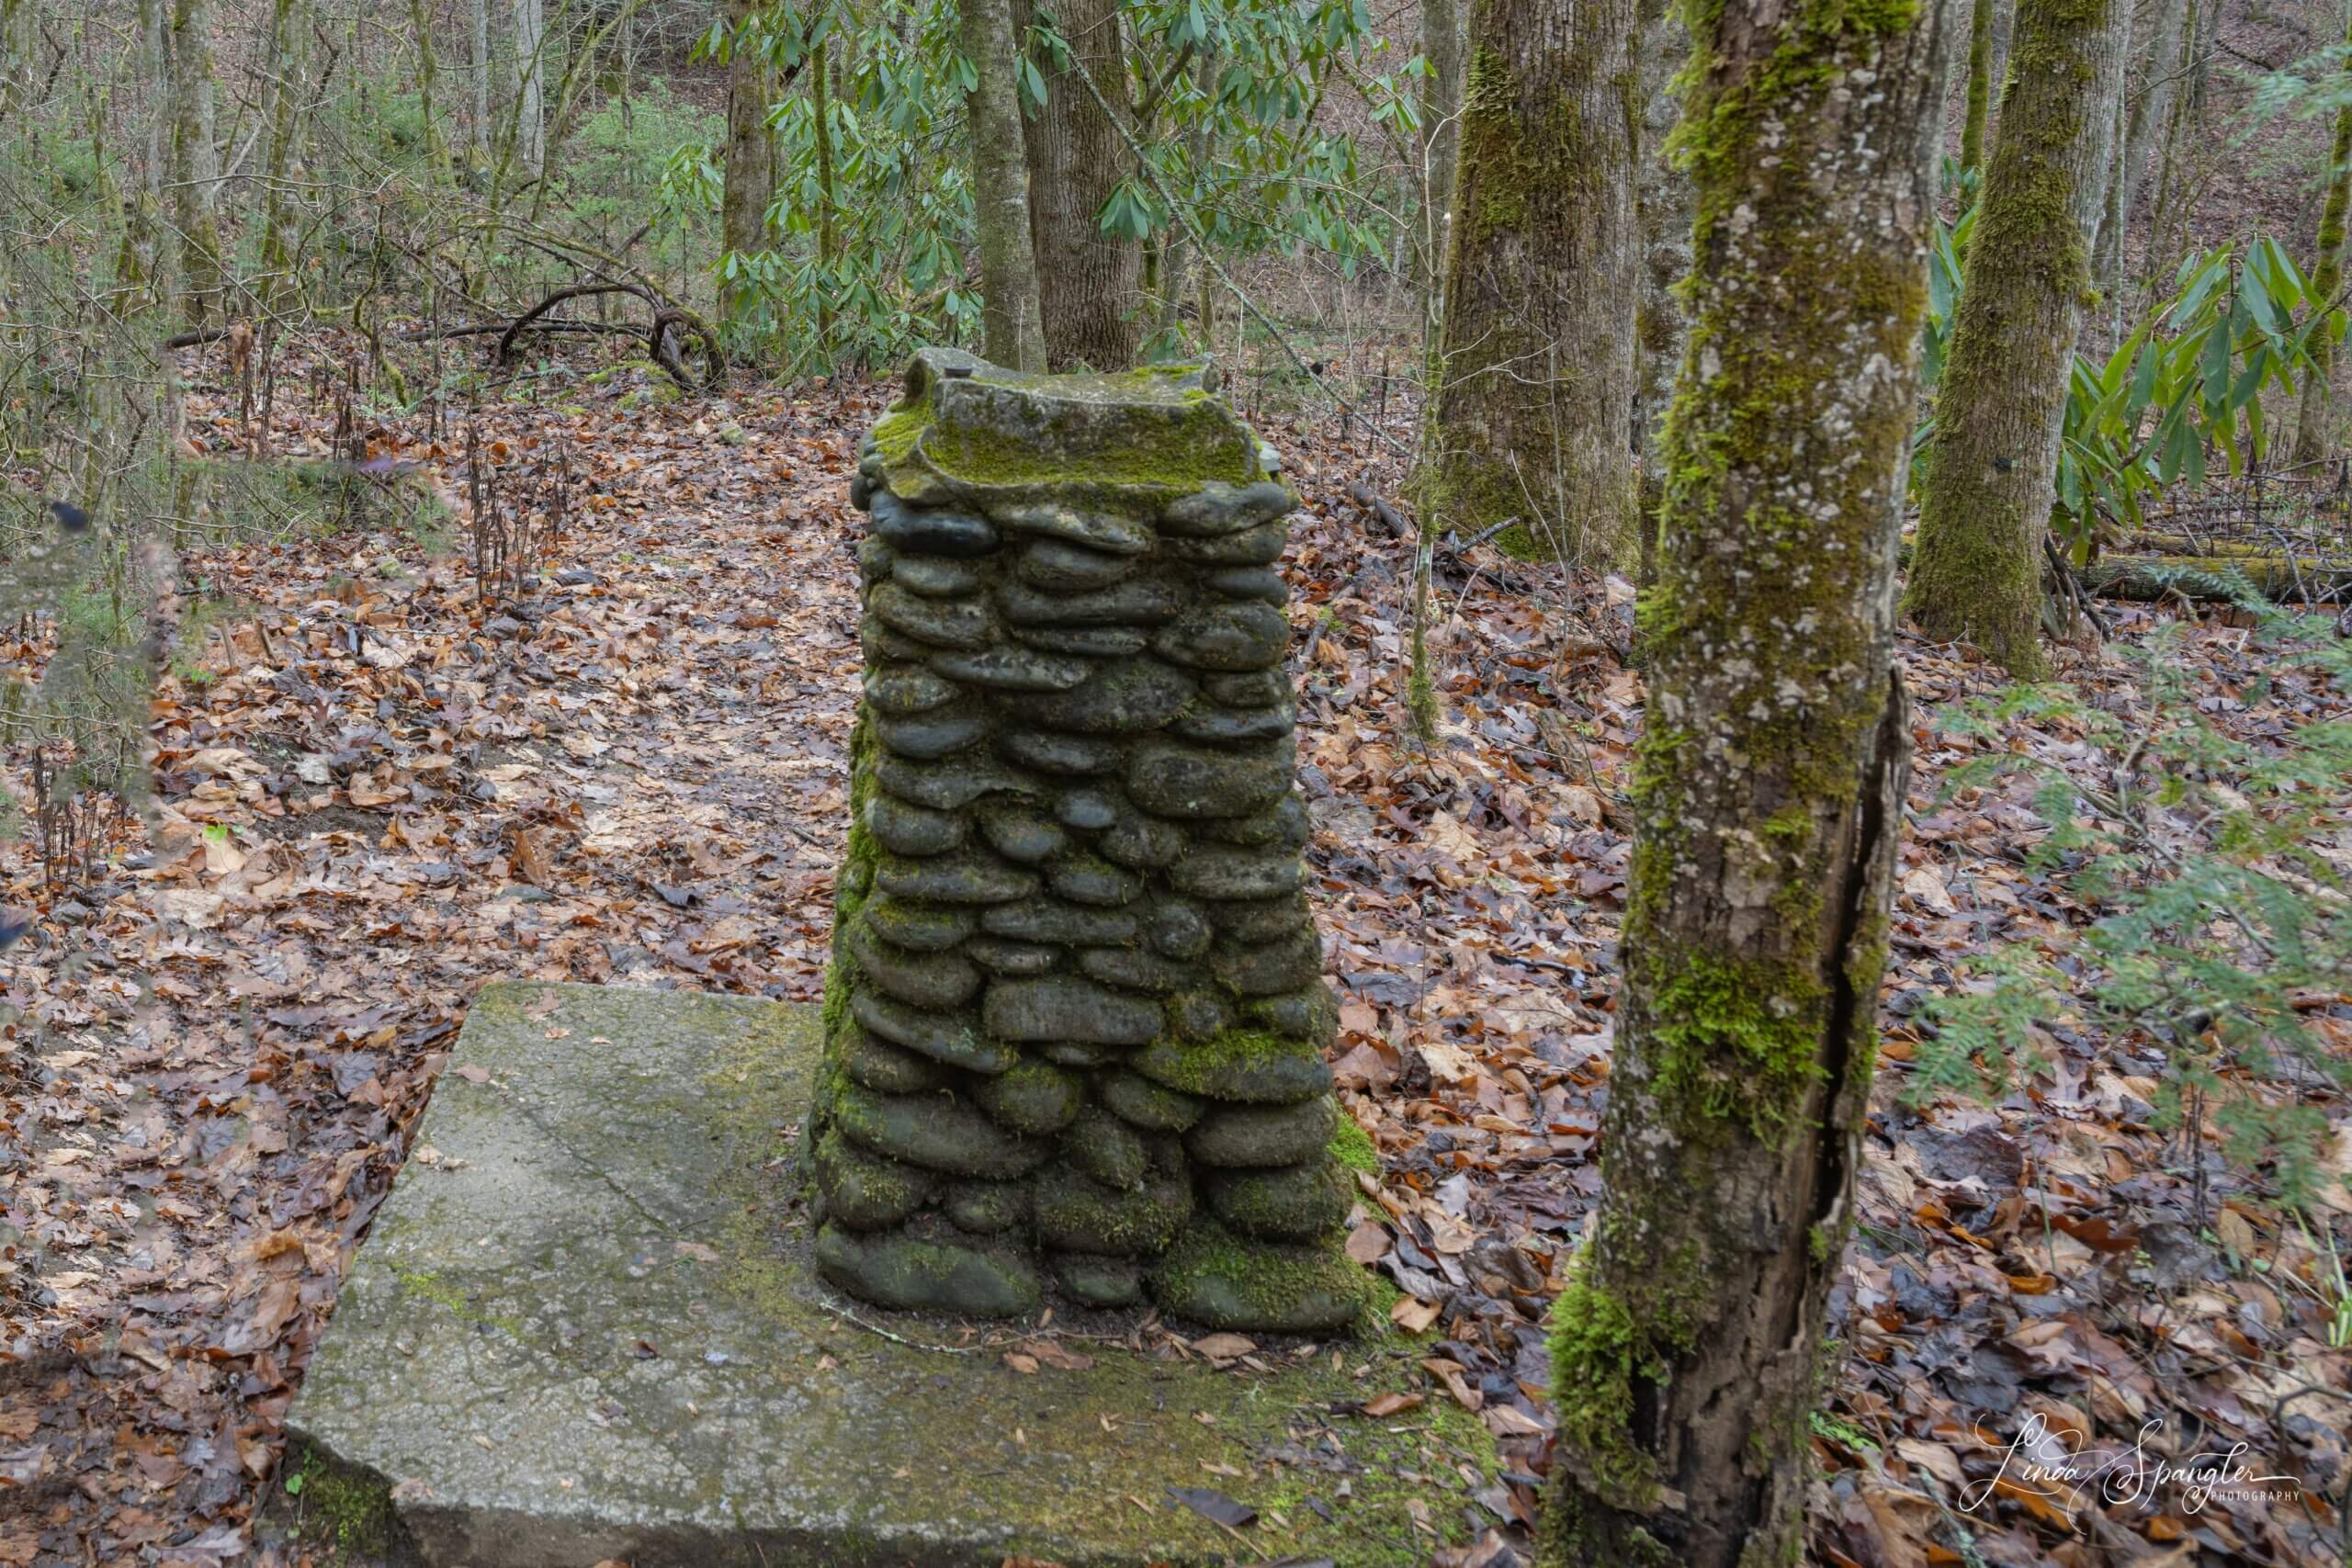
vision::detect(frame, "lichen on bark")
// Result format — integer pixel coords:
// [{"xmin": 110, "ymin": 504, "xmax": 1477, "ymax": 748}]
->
[{"xmin": 1542, "ymin": 0, "xmax": 1944, "ymax": 1555}]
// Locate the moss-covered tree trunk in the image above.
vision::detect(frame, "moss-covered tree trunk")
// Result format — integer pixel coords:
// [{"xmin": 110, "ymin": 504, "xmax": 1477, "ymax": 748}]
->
[
  {"xmin": 1903, "ymin": 0, "xmax": 2127, "ymax": 676},
  {"xmin": 2292, "ymin": 11, "xmax": 2352, "ymax": 467},
  {"xmin": 964, "ymin": 0, "xmax": 1048, "ymax": 371},
  {"xmin": 1022, "ymin": 0, "xmax": 1141, "ymax": 369},
  {"xmin": 1422, "ymin": 0, "xmax": 1639, "ymax": 565},
  {"xmin": 1538, "ymin": 0, "xmax": 1943, "ymax": 1556},
  {"xmin": 1960, "ymin": 0, "xmax": 1996, "ymax": 173},
  {"xmin": 718, "ymin": 0, "xmax": 774, "ymax": 332}
]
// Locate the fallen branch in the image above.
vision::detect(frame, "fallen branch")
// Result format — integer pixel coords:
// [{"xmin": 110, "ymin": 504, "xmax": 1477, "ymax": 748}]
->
[
  {"xmin": 2080, "ymin": 555, "xmax": 2352, "ymax": 604},
  {"xmin": 491, "ymin": 282, "xmax": 723, "ymax": 392},
  {"xmin": 1346, "ymin": 479, "xmax": 1413, "ymax": 540}
]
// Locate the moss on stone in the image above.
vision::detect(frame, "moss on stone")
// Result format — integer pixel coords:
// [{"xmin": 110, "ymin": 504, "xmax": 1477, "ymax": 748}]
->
[
  {"xmin": 277, "ymin": 1438, "xmax": 405, "ymax": 1562},
  {"xmin": 1129, "ymin": 1027, "xmax": 1330, "ymax": 1102},
  {"xmin": 1148, "ymin": 1220, "xmax": 1371, "ymax": 1334},
  {"xmin": 1329, "ymin": 1115, "xmax": 1380, "ymax": 1177}
]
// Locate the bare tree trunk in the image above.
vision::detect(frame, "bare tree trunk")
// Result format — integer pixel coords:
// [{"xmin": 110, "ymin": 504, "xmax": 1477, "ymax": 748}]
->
[
  {"xmin": 1422, "ymin": 0, "xmax": 1639, "ymax": 567},
  {"xmin": 168, "ymin": 0, "xmax": 225, "ymax": 324},
  {"xmin": 256, "ymin": 0, "xmax": 307, "ymax": 316},
  {"xmin": 1539, "ymin": 0, "xmax": 1943, "ymax": 1557},
  {"xmin": 1416, "ymin": 0, "xmax": 1465, "ymax": 293},
  {"xmin": 411, "ymin": 0, "xmax": 449, "ymax": 177},
  {"xmin": 2092, "ymin": 0, "xmax": 2188, "ymax": 308},
  {"xmin": 1022, "ymin": 0, "xmax": 1141, "ymax": 369},
  {"xmin": 718, "ymin": 0, "xmax": 773, "ymax": 330},
  {"xmin": 512, "ymin": 0, "xmax": 544, "ymax": 175},
  {"xmin": 1905, "ymin": 0, "xmax": 2130, "ymax": 676},
  {"xmin": 963, "ymin": 0, "xmax": 1047, "ymax": 369},
  {"xmin": 2292, "ymin": 8, "xmax": 2352, "ymax": 466},
  {"xmin": 472, "ymin": 0, "xmax": 492, "ymax": 159},
  {"xmin": 811, "ymin": 34, "xmax": 839, "ymax": 345}
]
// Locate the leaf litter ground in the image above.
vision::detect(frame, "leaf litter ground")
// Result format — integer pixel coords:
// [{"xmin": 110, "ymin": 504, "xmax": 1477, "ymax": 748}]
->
[{"xmin": 0, "ymin": 332, "xmax": 2346, "ymax": 1568}]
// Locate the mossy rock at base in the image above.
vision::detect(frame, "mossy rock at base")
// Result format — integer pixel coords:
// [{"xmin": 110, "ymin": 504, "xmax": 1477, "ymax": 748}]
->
[
  {"xmin": 814, "ymin": 1222, "xmax": 1043, "ymax": 1317},
  {"xmin": 1204, "ymin": 1158, "xmax": 1351, "ymax": 1243},
  {"xmin": 864, "ymin": 792, "xmax": 967, "ymax": 856},
  {"xmin": 1011, "ymin": 662, "xmax": 1204, "ymax": 742},
  {"xmin": 1064, "ymin": 1104, "xmax": 1149, "ymax": 1190},
  {"xmin": 850, "ymin": 990, "xmax": 1014, "ymax": 1075},
  {"xmin": 838, "ymin": 1022, "xmax": 947, "ymax": 1095},
  {"xmin": 1209, "ymin": 927, "xmax": 1322, "ymax": 995},
  {"xmin": 1130, "ymin": 1030, "xmax": 1333, "ymax": 1104},
  {"xmin": 1244, "ymin": 983, "xmax": 1340, "ymax": 1049},
  {"xmin": 1053, "ymin": 1253, "xmax": 1146, "ymax": 1308},
  {"xmin": 1033, "ymin": 1162, "xmax": 1193, "ymax": 1257},
  {"xmin": 833, "ymin": 1083, "xmax": 1050, "ymax": 1178},
  {"xmin": 845, "ymin": 919, "xmax": 983, "ymax": 1010},
  {"xmin": 875, "ymin": 847, "xmax": 1042, "ymax": 905},
  {"xmin": 1185, "ymin": 1096, "xmax": 1336, "ymax": 1168},
  {"xmin": 1095, "ymin": 1068, "xmax": 1205, "ymax": 1132},
  {"xmin": 970, "ymin": 1056, "xmax": 1086, "ymax": 1135},
  {"xmin": 813, "ymin": 1129, "xmax": 933, "ymax": 1231},
  {"xmin": 944, "ymin": 1177, "xmax": 1031, "ymax": 1234},
  {"xmin": 1148, "ymin": 1221, "xmax": 1367, "ymax": 1333},
  {"xmin": 860, "ymin": 895, "xmax": 978, "ymax": 953}
]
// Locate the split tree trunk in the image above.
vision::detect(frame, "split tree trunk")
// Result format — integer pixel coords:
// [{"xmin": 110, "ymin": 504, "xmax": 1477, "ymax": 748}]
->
[
  {"xmin": 1422, "ymin": 0, "xmax": 1639, "ymax": 567},
  {"xmin": 1905, "ymin": 0, "xmax": 2130, "ymax": 676},
  {"xmin": 963, "ymin": 0, "xmax": 1047, "ymax": 370},
  {"xmin": 718, "ymin": 0, "xmax": 773, "ymax": 331},
  {"xmin": 1022, "ymin": 0, "xmax": 1141, "ymax": 369},
  {"xmin": 2292, "ymin": 8, "xmax": 2352, "ymax": 466},
  {"xmin": 1539, "ymin": 0, "xmax": 1943, "ymax": 1556}
]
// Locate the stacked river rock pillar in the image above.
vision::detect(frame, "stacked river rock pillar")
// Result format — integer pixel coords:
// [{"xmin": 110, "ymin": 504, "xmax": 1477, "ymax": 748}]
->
[{"xmin": 803, "ymin": 349, "xmax": 1364, "ymax": 1333}]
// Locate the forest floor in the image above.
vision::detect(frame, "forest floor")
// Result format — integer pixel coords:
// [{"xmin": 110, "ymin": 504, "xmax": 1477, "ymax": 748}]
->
[{"xmin": 1, "ymin": 328, "xmax": 2348, "ymax": 1568}]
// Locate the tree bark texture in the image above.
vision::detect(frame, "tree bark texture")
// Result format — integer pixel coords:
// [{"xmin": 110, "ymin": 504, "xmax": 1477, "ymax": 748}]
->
[
  {"xmin": 168, "ymin": 0, "xmax": 224, "ymax": 323},
  {"xmin": 1424, "ymin": 0, "xmax": 1640, "ymax": 567},
  {"xmin": 1961, "ymin": 0, "xmax": 1996, "ymax": 172},
  {"xmin": 1417, "ymin": 0, "xmax": 1466, "ymax": 291},
  {"xmin": 512, "ymin": 0, "xmax": 545, "ymax": 175},
  {"xmin": 2091, "ymin": 0, "xmax": 2188, "ymax": 307},
  {"xmin": 1540, "ymin": 0, "xmax": 1944, "ymax": 1556},
  {"xmin": 2292, "ymin": 8, "xmax": 2352, "ymax": 466},
  {"xmin": 1022, "ymin": 0, "xmax": 1141, "ymax": 369},
  {"xmin": 963, "ymin": 0, "xmax": 1048, "ymax": 369},
  {"xmin": 719, "ymin": 0, "xmax": 773, "ymax": 329},
  {"xmin": 256, "ymin": 0, "xmax": 306, "ymax": 315},
  {"xmin": 472, "ymin": 0, "xmax": 492, "ymax": 156},
  {"xmin": 1905, "ymin": 0, "xmax": 2128, "ymax": 676}
]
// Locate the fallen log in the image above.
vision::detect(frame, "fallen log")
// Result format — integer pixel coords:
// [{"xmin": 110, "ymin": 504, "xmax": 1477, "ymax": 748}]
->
[{"xmin": 2079, "ymin": 554, "xmax": 2352, "ymax": 603}]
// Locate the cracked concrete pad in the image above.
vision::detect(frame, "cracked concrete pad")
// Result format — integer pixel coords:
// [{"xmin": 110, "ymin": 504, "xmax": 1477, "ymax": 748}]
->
[{"xmin": 288, "ymin": 982, "xmax": 1494, "ymax": 1567}]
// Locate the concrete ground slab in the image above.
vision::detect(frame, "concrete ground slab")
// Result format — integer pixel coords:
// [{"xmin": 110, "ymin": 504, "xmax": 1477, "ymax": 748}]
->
[{"xmin": 287, "ymin": 982, "xmax": 1498, "ymax": 1567}]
